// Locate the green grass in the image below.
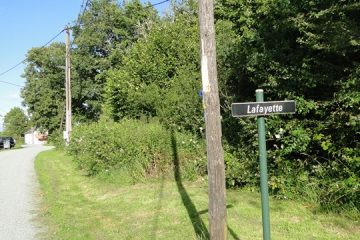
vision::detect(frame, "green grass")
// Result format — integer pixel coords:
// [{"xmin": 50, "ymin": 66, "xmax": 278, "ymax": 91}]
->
[{"xmin": 35, "ymin": 149, "xmax": 360, "ymax": 240}]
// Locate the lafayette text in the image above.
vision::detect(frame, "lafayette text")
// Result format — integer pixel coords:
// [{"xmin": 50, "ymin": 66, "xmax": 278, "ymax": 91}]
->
[{"xmin": 247, "ymin": 104, "xmax": 283, "ymax": 114}]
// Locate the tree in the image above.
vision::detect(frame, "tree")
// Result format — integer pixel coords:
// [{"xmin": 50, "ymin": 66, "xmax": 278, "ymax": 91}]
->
[
  {"xmin": 104, "ymin": 11, "xmax": 203, "ymax": 133},
  {"xmin": 215, "ymin": 0, "xmax": 360, "ymax": 210},
  {"xmin": 21, "ymin": 43, "xmax": 66, "ymax": 133},
  {"xmin": 21, "ymin": 0, "xmax": 159, "ymax": 130},
  {"xmin": 71, "ymin": 0, "xmax": 159, "ymax": 121},
  {"xmin": 3, "ymin": 107, "xmax": 29, "ymax": 138}
]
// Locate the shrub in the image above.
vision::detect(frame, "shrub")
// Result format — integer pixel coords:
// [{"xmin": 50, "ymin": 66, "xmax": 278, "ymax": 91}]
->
[
  {"xmin": 67, "ymin": 119, "xmax": 206, "ymax": 183},
  {"xmin": 48, "ymin": 130, "xmax": 65, "ymax": 150}
]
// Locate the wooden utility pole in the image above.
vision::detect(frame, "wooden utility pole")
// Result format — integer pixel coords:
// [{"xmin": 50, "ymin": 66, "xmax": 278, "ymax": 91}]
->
[
  {"xmin": 198, "ymin": 0, "xmax": 227, "ymax": 239},
  {"xmin": 65, "ymin": 27, "xmax": 72, "ymax": 143}
]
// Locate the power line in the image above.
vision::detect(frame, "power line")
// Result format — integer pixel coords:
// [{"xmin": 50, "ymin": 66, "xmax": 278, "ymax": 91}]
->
[
  {"xmin": 71, "ymin": 0, "xmax": 91, "ymax": 48},
  {"xmin": 0, "ymin": 62, "xmax": 25, "ymax": 79},
  {"xmin": 0, "ymin": 0, "xmax": 170, "ymax": 87},
  {"xmin": 150, "ymin": 0, "xmax": 170, "ymax": 8},
  {"xmin": 0, "ymin": 80, "xmax": 24, "ymax": 88},
  {"xmin": 0, "ymin": 29, "xmax": 65, "ymax": 87},
  {"xmin": 40, "ymin": 29, "xmax": 65, "ymax": 49},
  {"xmin": 76, "ymin": 0, "xmax": 91, "ymax": 27},
  {"xmin": 0, "ymin": 0, "xmax": 91, "ymax": 88},
  {"xmin": 80, "ymin": 0, "xmax": 86, "ymax": 12}
]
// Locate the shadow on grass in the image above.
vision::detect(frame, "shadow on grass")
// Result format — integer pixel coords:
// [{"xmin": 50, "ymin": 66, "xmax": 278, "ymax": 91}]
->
[
  {"xmin": 170, "ymin": 130, "xmax": 241, "ymax": 240},
  {"xmin": 171, "ymin": 129, "xmax": 210, "ymax": 239},
  {"xmin": 151, "ymin": 175, "xmax": 165, "ymax": 239},
  {"xmin": 228, "ymin": 225, "xmax": 241, "ymax": 240},
  {"xmin": 197, "ymin": 204, "xmax": 241, "ymax": 240}
]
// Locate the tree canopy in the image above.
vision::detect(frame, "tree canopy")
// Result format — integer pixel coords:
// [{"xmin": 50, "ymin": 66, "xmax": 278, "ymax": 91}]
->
[
  {"xmin": 21, "ymin": 0, "xmax": 359, "ymax": 211},
  {"xmin": 21, "ymin": 43, "xmax": 65, "ymax": 133},
  {"xmin": 2, "ymin": 107, "xmax": 28, "ymax": 138}
]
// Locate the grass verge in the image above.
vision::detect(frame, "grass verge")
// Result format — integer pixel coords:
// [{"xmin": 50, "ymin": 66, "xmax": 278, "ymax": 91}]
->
[{"xmin": 35, "ymin": 149, "xmax": 359, "ymax": 239}]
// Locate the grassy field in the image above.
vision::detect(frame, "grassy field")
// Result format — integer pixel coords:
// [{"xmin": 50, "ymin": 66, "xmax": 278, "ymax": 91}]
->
[{"xmin": 35, "ymin": 149, "xmax": 359, "ymax": 240}]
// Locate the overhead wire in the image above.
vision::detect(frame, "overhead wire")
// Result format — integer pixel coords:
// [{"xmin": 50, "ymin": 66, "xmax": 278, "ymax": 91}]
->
[
  {"xmin": 0, "ymin": 28, "xmax": 66, "ymax": 87},
  {"xmin": 0, "ymin": 80, "xmax": 24, "ymax": 88},
  {"xmin": 0, "ymin": 0, "xmax": 170, "ymax": 88},
  {"xmin": 80, "ymin": 0, "xmax": 86, "ymax": 12},
  {"xmin": 76, "ymin": 0, "xmax": 91, "ymax": 27},
  {"xmin": 150, "ymin": 0, "xmax": 170, "ymax": 8},
  {"xmin": 70, "ymin": 0, "xmax": 91, "ymax": 48}
]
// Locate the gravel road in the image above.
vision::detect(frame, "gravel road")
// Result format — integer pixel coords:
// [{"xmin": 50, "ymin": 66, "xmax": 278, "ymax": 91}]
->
[{"xmin": 0, "ymin": 145, "xmax": 52, "ymax": 240}]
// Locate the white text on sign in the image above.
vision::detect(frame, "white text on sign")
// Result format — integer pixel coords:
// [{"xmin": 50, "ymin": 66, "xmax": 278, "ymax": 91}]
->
[{"xmin": 247, "ymin": 104, "xmax": 283, "ymax": 115}]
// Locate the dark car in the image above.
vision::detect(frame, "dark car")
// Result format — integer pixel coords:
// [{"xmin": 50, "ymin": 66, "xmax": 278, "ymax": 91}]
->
[{"xmin": 0, "ymin": 137, "xmax": 16, "ymax": 149}]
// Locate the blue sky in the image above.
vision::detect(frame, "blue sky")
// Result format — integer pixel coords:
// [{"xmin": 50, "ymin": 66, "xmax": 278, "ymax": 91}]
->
[{"xmin": 0, "ymin": 0, "xmax": 170, "ymax": 130}]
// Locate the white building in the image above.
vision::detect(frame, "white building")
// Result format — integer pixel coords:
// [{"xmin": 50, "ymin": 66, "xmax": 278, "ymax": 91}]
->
[{"xmin": 24, "ymin": 128, "xmax": 48, "ymax": 145}]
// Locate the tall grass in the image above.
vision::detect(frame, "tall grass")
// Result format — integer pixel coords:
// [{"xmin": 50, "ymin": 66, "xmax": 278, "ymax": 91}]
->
[{"xmin": 67, "ymin": 119, "xmax": 207, "ymax": 183}]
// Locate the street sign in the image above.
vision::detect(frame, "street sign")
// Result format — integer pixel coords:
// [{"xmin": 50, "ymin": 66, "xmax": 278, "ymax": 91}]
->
[
  {"xmin": 231, "ymin": 100, "xmax": 295, "ymax": 117},
  {"xmin": 231, "ymin": 90, "xmax": 296, "ymax": 240}
]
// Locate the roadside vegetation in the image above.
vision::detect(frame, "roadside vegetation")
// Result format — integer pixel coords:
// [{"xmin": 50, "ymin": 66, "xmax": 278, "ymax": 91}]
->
[
  {"xmin": 67, "ymin": 119, "xmax": 206, "ymax": 182},
  {"xmin": 21, "ymin": 0, "xmax": 358, "ymax": 227},
  {"xmin": 0, "ymin": 107, "xmax": 28, "ymax": 146},
  {"xmin": 36, "ymin": 149, "xmax": 359, "ymax": 239}
]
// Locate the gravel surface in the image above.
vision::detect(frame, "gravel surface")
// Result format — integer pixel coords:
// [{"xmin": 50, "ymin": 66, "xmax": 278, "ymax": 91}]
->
[{"xmin": 0, "ymin": 145, "xmax": 52, "ymax": 240}]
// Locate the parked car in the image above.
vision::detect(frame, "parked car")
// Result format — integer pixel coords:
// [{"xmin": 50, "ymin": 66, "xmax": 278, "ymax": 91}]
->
[{"xmin": 0, "ymin": 137, "xmax": 16, "ymax": 149}]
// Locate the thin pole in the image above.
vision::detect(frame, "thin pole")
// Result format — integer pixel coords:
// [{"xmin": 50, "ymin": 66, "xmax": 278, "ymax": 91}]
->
[
  {"xmin": 199, "ymin": 0, "xmax": 227, "ymax": 239},
  {"xmin": 256, "ymin": 89, "xmax": 271, "ymax": 240},
  {"xmin": 65, "ymin": 27, "xmax": 72, "ymax": 143}
]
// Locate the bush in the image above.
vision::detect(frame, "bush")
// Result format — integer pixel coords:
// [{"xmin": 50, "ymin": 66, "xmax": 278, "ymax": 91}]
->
[
  {"xmin": 67, "ymin": 119, "xmax": 206, "ymax": 183},
  {"xmin": 223, "ymin": 114, "xmax": 359, "ymax": 212},
  {"xmin": 48, "ymin": 130, "xmax": 65, "ymax": 150}
]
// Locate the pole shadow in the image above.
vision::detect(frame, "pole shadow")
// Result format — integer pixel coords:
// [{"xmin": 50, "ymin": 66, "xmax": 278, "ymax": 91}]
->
[
  {"xmin": 197, "ymin": 205, "xmax": 241, "ymax": 240},
  {"xmin": 171, "ymin": 129, "xmax": 209, "ymax": 239},
  {"xmin": 151, "ymin": 175, "xmax": 165, "ymax": 239},
  {"xmin": 227, "ymin": 225, "xmax": 241, "ymax": 240}
]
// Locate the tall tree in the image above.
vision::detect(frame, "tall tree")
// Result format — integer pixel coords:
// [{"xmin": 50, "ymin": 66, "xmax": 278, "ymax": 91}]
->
[
  {"xmin": 21, "ymin": 43, "xmax": 65, "ymax": 133},
  {"xmin": 22, "ymin": 0, "xmax": 159, "ymax": 130},
  {"xmin": 215, "ymin": 0, "xmax": 360, "ymax": 209},
  {"xmin": 72, "ymin": 0, "xmax": 158, "ymax": 121},
  {"xmin": 3, "ymin": 107, "xmax": 29, "ymax": 138},
  {"xmin": 104, "ymin": 10, "xmax": 203, "ymax": 132}
]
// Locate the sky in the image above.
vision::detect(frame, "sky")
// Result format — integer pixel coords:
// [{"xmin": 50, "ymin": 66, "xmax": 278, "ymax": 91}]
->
[{"xmin": 0, "ymin": 0, "xmax": 170, "ymax": 131}]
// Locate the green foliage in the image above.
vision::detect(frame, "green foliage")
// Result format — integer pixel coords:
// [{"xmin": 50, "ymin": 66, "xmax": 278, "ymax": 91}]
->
[
  {"xmin": 47, "ymin": 130, "xmax": 66, "ymax": 150},
  {"xmin": 67, "ymin": 119, "xmax": 206, "ymax": 182},
  {"xmin": 215, "ymin": 0, "xmax": 360, "ymax": 211},
  {"xmin": 104, "ymin": 11, "xmax": 203, "ymax": 133},
  {"xmin": 224, "ymin": 148, "xmax": 258, "ymax": 188},
  {"xmin": 2, "ymin": 107, "xmax": 29, "ymax": 139},
  {"xmin": 71, "ymin": 0, "xmax": 159, "ymax": 121},
  {"xmin": 20, "ymin": 0, "xmax": 359, "ymax": 212},
  {"xmin": 36, "ymin": 149, "xmax": 360, "ymax": 240},
  {"xmin": 22, "ymin": 0, "xmax": 159, "ymax": 129},
  {"xmin": 21, "ymin": 43, "xmax": 65, "ymax": 133}
]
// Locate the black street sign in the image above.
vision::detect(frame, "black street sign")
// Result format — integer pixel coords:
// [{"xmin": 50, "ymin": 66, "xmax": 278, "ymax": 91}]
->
[{"xmin": 231, "ymin": 100, "xmax": 296, "ymax": 117}]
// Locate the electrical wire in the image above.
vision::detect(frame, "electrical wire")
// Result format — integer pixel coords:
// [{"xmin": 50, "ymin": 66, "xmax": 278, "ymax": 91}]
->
[
  {"xmin": 80, "ymin": 0, "xmax": 86, "ymax": 11},
  {"xmin": 0, "ymin": 28, "xmax": 66, "ymax": 87},
  {"xmin": 0, "ymin": 62, "xmax": 25, "ymax": 79},
  {"xmin": 40, "ymin": 29, "xmax": 65, "ymax": 49},
  {"xmin": 150, "ymin": 0, "xmax": 170, "ymax": 8},
  {"xmin": 76, "ymin": 0, "xmax": 91, "ymax": 27},
  {"xmin": 0, "ymin": 0, "xmax": 170, "ymax": 87},
  {"xmin": 0, "ymin": 80, "xmax": 24, "ymax": 88}
]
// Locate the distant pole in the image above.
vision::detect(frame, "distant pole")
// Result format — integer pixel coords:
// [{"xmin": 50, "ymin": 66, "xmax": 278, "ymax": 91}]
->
[
  {"xmin": 256, "ymin": 89, "xmax": 271, "ymax": 240},
  {"xmin": 65, "ymin": 27, "xmax": 72, "ymax": 143},
  {"xmin": 199, "ymin": 0, "xmax": 227, "ymax": 239}
]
